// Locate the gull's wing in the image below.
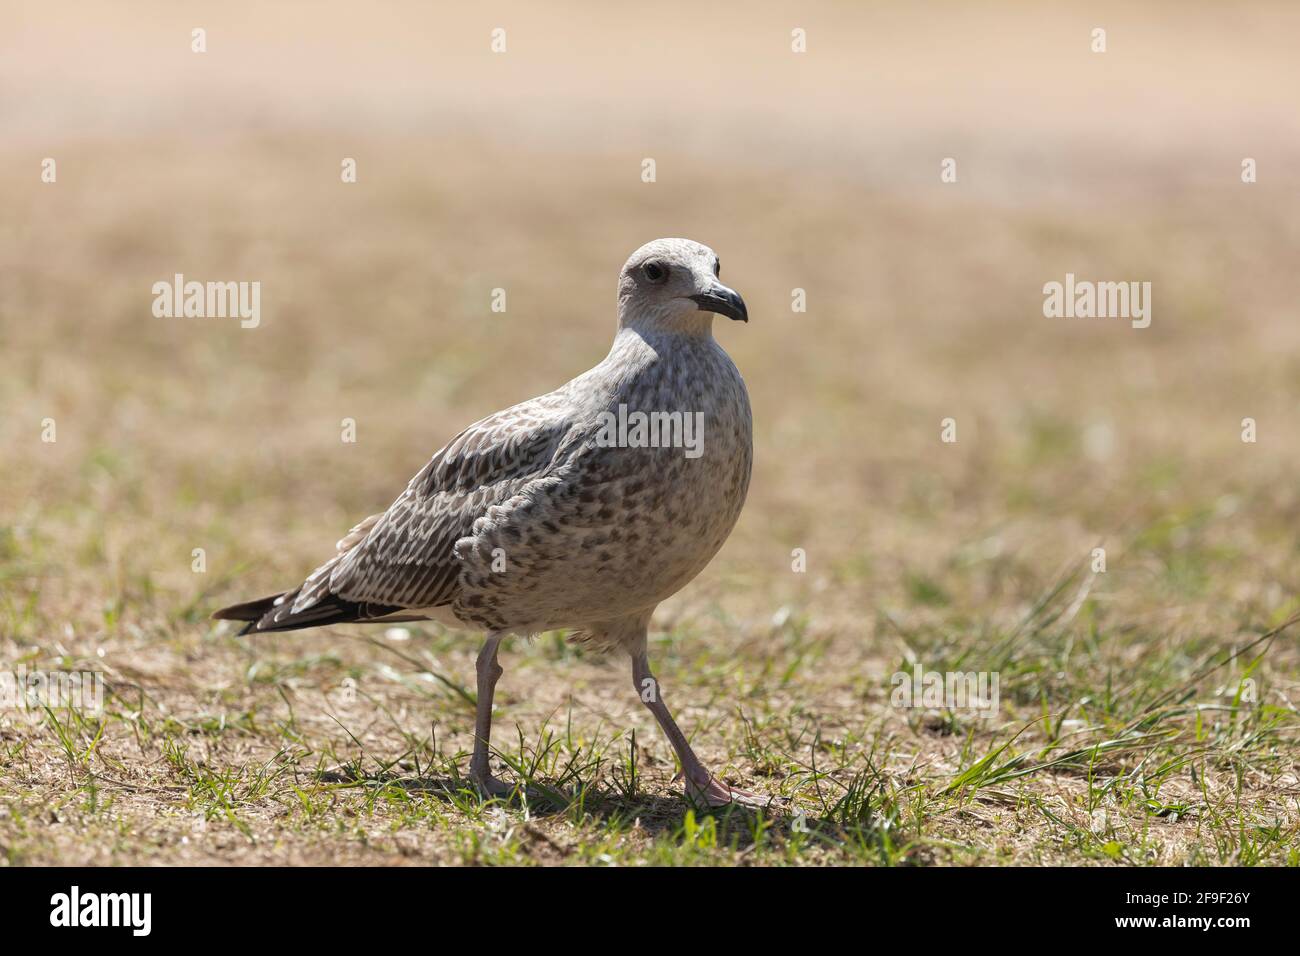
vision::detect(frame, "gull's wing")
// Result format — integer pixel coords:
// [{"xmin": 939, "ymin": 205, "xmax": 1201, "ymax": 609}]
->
[{"xmin": 223, "ymin": 402, "xmax": 582, "ymax": 633}]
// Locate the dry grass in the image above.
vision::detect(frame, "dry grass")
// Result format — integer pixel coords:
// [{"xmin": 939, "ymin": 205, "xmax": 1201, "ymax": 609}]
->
[{"xmin": 2, "ymin": 1, "xmax": 1299, "ymax": 865}]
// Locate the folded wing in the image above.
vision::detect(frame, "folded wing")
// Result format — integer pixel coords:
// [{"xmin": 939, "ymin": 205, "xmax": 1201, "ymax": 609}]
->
[{"xmin": 219, "ymin": 402, "xmax": 580, "ymax": 633}]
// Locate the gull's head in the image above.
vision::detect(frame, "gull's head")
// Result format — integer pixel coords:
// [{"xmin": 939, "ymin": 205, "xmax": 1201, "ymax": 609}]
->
[{"xmin": 617, "ymin": 238, "xmax": 747, "ymax": 332}]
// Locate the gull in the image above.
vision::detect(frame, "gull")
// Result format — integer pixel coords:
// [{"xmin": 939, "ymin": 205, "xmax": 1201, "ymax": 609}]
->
[{"xmin": 214, "ymin": 238, "xmax": 761, "ymax": 807}]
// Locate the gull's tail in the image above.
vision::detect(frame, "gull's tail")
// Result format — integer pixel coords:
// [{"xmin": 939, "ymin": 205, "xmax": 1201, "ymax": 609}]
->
[
  {"xmin": 211, "ymin": 592, "xmax": 288, "ymax": 635},
  {"xmin": 212, "ymin": 589, "xmax": 409, "ymax": 635}
]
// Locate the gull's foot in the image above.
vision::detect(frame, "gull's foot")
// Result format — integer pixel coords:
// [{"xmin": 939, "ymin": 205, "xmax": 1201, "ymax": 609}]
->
[
  {"xmin": 685, "ymin": 770, "xmax": 770, "ymax": 810},
  {"xmin": 471, "ymin": 771, "xmax": 515, "ymax": 800}
]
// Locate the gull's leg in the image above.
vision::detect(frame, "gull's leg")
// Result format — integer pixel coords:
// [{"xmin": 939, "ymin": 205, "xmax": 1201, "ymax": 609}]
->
[
  {"xmin": 469, "ymin": 631, "xmax": 511, "ymax": 798},
  {"xmin": 631, "ymin": 650, "xmax": 767, "ymax": 809}
]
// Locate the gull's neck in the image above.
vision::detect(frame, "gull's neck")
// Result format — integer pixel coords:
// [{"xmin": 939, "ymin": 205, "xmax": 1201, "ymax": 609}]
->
[{"xmin": 617, "ymin": 306, "xmax": 715, "ymax": 341}]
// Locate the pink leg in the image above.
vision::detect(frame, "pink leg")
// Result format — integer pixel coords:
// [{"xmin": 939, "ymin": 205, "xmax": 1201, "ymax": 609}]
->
[
  {"xmin": 631, "ymin": 651, "xmax": 767, "ymax": 809},
  {"xmin": 469, "ymin": 631, "xmax": 511, "ymax": 798}
]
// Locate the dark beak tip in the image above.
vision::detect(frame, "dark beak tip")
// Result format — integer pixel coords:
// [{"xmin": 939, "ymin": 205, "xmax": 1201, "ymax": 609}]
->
[{"xmin": 690, "ymin": 286, "xmax": 749, "ymax": 324}]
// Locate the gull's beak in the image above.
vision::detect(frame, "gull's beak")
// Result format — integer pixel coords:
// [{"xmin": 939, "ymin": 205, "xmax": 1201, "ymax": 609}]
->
[{"xmin": 689, "ymin": 282, "xmax": 748, "ymax": 323}]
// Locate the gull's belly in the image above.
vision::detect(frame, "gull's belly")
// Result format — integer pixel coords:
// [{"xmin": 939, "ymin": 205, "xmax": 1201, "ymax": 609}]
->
[
  {"xmin": 591, "ymin": 442, "xmax": 750, "ymax": 603},
  {"xmin": 514, "ymin": 441, "xmax": 749, "ymax": 627},
  {"xmin": 455, "ymin": 371, "xmax": 753, "ymax": 632}
]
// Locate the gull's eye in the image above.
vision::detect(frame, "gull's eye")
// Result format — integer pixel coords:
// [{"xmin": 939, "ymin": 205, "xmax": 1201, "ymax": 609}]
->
[
  {"xmin": 713, "ymin": 259, "xmax": 721, "ymax": 277},
  {"xmin": 642, "ymin": 261, "xmax": 667, "ymax": 283}
]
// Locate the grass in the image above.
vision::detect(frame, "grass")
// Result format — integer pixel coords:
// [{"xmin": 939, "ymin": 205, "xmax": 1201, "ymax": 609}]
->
[{"xmin": 1, "ymin": 516, "xmax": 1297, "ymax": 864}]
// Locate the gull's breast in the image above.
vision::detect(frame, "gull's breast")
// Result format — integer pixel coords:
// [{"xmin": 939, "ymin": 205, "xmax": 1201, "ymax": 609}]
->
[{"xmin": 452, "ymin": 340, "xmax": 752, "ymax": 633}]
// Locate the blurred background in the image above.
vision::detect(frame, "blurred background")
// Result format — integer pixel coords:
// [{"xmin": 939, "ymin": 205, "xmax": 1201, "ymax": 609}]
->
[
  {"xmin": 5, "ymin": 0, "xmax": 1299, "ymax": 630},
  {"xmin": 1, "ymin": 1, "xmax": 1298, "ymax": 863}
]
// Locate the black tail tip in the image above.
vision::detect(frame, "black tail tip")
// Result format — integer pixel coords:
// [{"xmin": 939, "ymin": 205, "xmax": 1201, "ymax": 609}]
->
[{"xmin": 211, "ymin": 592, "xmax": 286, "ymax": 628}]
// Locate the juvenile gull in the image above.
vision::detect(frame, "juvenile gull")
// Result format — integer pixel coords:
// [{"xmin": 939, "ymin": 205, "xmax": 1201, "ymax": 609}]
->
[{"xmin": 214, "ymin": 238, "xmax": 760, "ymax": 807}]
